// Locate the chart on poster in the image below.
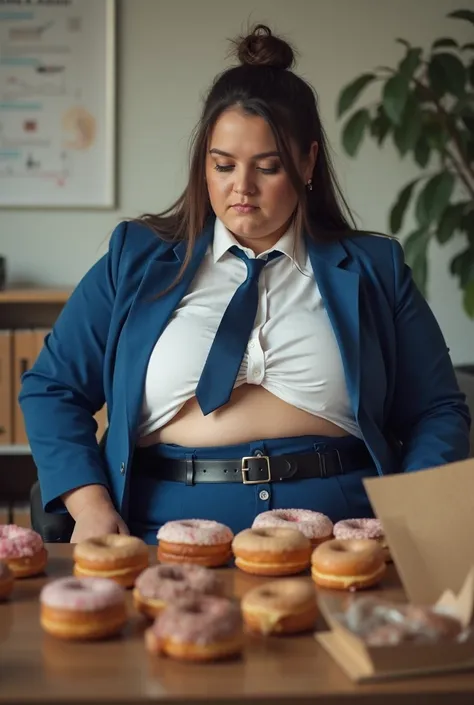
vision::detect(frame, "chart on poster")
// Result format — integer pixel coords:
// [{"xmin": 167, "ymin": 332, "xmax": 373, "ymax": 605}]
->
[{"xmin": 0, "ymin": 0, "xmax": 115, "ymax": 208}]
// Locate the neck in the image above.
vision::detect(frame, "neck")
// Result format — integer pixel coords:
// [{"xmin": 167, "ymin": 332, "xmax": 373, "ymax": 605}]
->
[{"xmin": 231, "ymin": 220, "xmax": 292, "ymax": 255}]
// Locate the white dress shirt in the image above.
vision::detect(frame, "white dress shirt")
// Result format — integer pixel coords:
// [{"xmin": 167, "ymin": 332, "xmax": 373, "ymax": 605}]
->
[{"xmin": 137, "ymin": 217, "xmax": 361, "ymax": 439}]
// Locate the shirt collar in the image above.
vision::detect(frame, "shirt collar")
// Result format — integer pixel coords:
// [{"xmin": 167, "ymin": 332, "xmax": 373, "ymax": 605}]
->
[{"xmin": 212, "ymin": 217, "xmax": 309, "ymax": 271}]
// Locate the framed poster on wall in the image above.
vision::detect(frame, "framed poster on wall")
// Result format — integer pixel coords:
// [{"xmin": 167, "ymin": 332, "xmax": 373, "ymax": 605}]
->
[{"xmin": 0, "ymin": 0, "xmax": 116, "ymax": 208}]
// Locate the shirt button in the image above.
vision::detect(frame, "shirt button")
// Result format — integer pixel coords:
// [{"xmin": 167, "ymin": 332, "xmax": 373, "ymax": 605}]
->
[
  {"xmin": 120, "ymin": 462, "xmax": 125, "ymax": 475},
  {"xmin": 253, "ymin": 368, "xmax": 261, "ymax": 378},
  {"xmin": 248, "ymin": 341, "xmax": 255, "ymax": 350},
  {"xmin": 259, "ymin": 490, "xmax": 270, "ymax": 501}
]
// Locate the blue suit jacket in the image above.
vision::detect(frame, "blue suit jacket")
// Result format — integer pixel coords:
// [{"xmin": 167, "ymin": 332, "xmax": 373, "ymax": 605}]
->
[{"xmin": 19, "ymin": 218, "xmax": 471, "ymax": 516}]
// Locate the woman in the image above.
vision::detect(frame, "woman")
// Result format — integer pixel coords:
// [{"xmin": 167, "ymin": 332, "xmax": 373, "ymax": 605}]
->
[{"xmin": 20, "ymin": 26, "xmax": 470, "ymax": 544}]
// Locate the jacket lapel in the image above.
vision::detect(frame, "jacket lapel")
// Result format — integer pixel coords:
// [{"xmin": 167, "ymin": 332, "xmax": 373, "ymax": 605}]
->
[
  {"xmin": 121, "ymin": 222, "xmax": 213, "ymax": 437},
  {"xmin": 307, "ymin": 237, "xmax": 361, "ymax": 422}
]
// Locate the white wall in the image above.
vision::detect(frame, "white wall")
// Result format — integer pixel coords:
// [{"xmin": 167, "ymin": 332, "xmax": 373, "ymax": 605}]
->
[{"xmin": 2, "ymin": 0, "xmax": 474, "ymax": 363}]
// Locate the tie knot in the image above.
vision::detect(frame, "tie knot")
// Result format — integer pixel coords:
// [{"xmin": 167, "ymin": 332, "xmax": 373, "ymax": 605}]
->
[{"xmin": 230, "ymin": 246, "xmax": 281, "ymax": 276}]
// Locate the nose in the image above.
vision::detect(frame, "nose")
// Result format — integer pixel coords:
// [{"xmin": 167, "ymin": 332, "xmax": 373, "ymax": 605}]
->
[{"xmin": 232, "ymin": 168, "xmax": 256, "ymax": 196}]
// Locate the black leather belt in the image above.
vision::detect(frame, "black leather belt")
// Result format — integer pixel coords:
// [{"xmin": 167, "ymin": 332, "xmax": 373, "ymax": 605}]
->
[{"xmin": 134, "ymin": 443, "xmax": 373, "ymax": 486}]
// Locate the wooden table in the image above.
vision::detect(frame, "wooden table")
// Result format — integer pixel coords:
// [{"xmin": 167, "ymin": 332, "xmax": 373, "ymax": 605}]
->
[{"xmin": 1, "ymin": 545, "xmax": 474, "ymax": 705}]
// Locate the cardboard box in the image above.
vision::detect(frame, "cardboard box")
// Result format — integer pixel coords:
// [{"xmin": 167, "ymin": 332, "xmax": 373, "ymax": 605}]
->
[
  {"xmin": 0, "ymin": 330, "xmax": 13, "ymax": 444},
  {"xmin": 316, "ymin": 459, "xmax": 474, "ymax": 682}
]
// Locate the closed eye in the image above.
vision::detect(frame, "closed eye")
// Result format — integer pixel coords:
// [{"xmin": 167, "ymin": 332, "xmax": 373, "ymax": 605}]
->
[{"xmin": 213, "ymin": 164, "xmax": 280, "ymax": 175}]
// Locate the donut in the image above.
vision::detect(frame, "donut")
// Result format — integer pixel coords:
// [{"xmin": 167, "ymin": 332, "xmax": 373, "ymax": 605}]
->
[
  {"xmin": 133, "ymin": 563, "xmax": 224, "ymax": 619},
  {"xmin": 333, "ymin": 518, "xmax": 390, "ymax": 561},
  {"xmin": 73, "ymin": 535, "xmax": 149, "ymax": 588},
  {"xmin": 342, "ymin": 596, "xmax": 463, "ymax": 644},
  {"xmin": 232, "ymin": 527, "xmax": 311, "ymax": 576},
  {"xmin": 40, "ymin": 576, "xmax": 127, "ymax": 640},
  {"xmin": 311, "ymin": 538, "xmax": 386, "ymax": 590},
  {"xmin": 0, "ymin": 524, "xmax": 47, "ymax": 578},
  {"xmin": 157, "ymin": 520, "xmax": 233, "ymax": 568},
  {"xmin": 253, "ymin": 509, "xmax": 333, "ymax": 546},
  {"xmin": 0, "ymin": 561, "xmax": 14, "ymax": 600},
  {"xmin": 145, "ymin": 594, "xmax": 243, "ymax": 661},
  {"xmin": 241, "ymin": 578, "xmax": 318, "ymax": 635}
]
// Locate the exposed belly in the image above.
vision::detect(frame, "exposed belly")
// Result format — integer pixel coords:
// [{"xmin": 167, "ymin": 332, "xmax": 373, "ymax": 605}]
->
[{"xmin": 137, "ymin": 385, "xmax": 351, "ymax": 448}]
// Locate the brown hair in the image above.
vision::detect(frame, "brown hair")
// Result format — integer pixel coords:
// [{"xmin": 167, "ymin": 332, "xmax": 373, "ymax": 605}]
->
[{"xmin": 137, "ymin": 24, "xmax": 356, "ymax": 282}]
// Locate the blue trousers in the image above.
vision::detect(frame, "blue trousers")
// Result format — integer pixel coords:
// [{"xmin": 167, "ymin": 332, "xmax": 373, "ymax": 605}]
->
[{"xmin": 128, "ymin": 434, "xmax": 378, "ymax": 544}]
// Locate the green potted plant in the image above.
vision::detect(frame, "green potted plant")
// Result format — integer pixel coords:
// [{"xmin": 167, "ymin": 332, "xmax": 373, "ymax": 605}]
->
[{"xmin": 337, "ymin": 9, "xmax": 474, "ymax": 316}]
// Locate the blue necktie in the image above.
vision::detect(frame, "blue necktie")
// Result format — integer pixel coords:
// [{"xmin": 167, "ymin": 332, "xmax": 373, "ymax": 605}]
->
[{"xmin": 196, "ymin": 246, "xmax": 281, "ymax": 415}]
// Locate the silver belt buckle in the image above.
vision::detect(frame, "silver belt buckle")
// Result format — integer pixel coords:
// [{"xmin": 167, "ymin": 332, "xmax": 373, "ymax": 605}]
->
[{"xmin": 241, "ymin": 455, "xmax": 271, "ymax": 484}]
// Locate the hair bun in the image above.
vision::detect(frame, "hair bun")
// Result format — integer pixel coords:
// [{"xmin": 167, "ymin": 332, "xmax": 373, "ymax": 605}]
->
[{"xmin": 234, "ymin": 25, "xmax": 295, "ymax": 70}]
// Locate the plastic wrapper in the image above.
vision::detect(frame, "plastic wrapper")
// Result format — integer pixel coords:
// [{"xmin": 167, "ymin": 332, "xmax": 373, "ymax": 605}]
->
[{"xmin": 336, "ymin": 596, "xmax": 469, "ymax": 646}]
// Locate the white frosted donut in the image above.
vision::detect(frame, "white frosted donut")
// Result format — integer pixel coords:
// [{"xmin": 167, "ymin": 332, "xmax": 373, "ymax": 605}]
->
[
  {"xmin": 253, "ymin": 509, "xmax": 333, "ymax": 544},
  {"xmin": 40, "ymin": 577, "xmax": 125, "ymax": 612}
]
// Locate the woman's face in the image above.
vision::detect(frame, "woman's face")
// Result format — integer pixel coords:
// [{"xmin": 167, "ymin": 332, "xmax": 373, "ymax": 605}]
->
[{"xmin": 205, "ymin": 108, "xmax": 317, "ymax": 253}]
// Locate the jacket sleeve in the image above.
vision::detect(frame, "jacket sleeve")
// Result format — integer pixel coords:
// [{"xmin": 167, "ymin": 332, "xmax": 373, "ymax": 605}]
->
[
  {"xmin": 18, "ymin": 221, "xmax": 127, "ymax": 511},
  {"xmin": 388, "ymin": 238, "xmax": 471, "ymax": 471}
]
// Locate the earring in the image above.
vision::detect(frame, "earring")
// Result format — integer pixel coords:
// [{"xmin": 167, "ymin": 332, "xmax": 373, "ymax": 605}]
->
[{"xmin": 306, "ymin": 179, "xmax": 313, "ymax": 191}]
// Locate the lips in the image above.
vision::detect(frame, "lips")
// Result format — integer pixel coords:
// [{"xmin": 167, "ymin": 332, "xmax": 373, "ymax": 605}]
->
[{"xmin": 232, "ymin": 204, "xmax": 258, "ymax": 214}]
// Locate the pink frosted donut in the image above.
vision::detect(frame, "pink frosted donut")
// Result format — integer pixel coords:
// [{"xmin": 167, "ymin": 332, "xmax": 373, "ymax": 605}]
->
[
  {"xmin": 157, "ymin": 520, "xmax": 234, "ymax": 568},
  {"xmin": 334, "ymin": 519, "xmax": 390, "ymax": 561},
  {"xmin": 145, "ymin": 595, "xmax": 243, "ymax": 661},
  {"xmin": 0, "ymin": 524, "xmax": 47, "ymax": 578},
  {"xmin": 157, "ymin": 520, "xmax": 233, "ymax": 545},
  {"xmin": 333, "ymin": 519, "xmax": 383, "ymax": 541},
  {"xmin": 0, "ymin": 524, "xmax": 43, "ymax": 558},
  {"xmin": 133, "ymin": 564, "xmax": 224, "ymax": 619},
  {"xmin": 253, "ymin": 509, "xmax": 333, "ymax": 546},
  {"xmin": 40, "ymin": 577, "xmax": 127, "ymax": 640}
]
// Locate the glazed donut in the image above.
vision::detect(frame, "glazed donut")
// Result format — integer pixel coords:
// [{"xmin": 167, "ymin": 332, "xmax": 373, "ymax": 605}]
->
[
  {"xmin": 241, "ymin": 578, "xmax": 318, "ymax": 635},
  {"xmin": 253, "ymin": 509, "xmax": 333, "ymax": 546},
  {"xmin": 145, "ymin": 594, "xmax": 243, "ymax": 661},
  {"xmin": 133, "ymin": 563, "xmax": 224, "ymax": 619},
  {"xmin": 232, "ymin": 527, "xmax": 311, "ymax": 576},
  {"xmin": 73, "ymin": 535, "xmax": 149, "ymax": 588},
  {"xmin": 0, "ymin": 561, "xmax": 14, "ymax": 600},
  {"xmin": 157, "ymin": 520, "xmax": 233, "ymax": 568},
  {"xmin": 40, "ymin": 576, "xmax": 127, "ymax": 640},
  {"xmin": 0, "ymin": 524, "xmax": 47, "ymax": 578},
  {"xmin": 333, "ymin": 518, "xmax": 390, "ymax": 561},
  {"xmin": 311, "ymin": 538, "xmax": 386, "ymax": 590}
]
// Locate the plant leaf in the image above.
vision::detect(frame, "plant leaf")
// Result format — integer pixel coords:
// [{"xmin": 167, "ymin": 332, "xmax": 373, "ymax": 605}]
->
[
  {"xmin": 382, "ymin": 74, "xmax": 410, "ymax": 124},
  {"xmin": 428, "ymin": 52, "xmax": 466, "ymax": 97},
  {"xmin": 463, "ymin": 42, "xmax": 474, "ymax": 50},
  {"xmin": 337, "ymin": 74, "xmax": 376, "ymax": 117},
  {"xmin": 422, "ymin": 115, "xmax": 449, "ymax": 153},
  {"xmin": 415, "ymin": 172, "xmax": 456, "ymax": 226},
  {"xmin": 389, "ymin": 179, "xmax": 420, "ymax": 234},
  {"xmin": 436, "ymin": 202, "xmax": 466, "ymax": 243},
  {"xmin": 414, "ymin": 136, "xmax": 431, "ymax": 167},
  {"xmin": 399, "ymin": 48, "xmax": 422, "ymax": 80},
  {"xmin": 463, "ymin": 280, "xmax": 474, "ymax": 318},
  {"xmin": 370, "ymin": 107, "xmax": 392, "ymax": 145},
  {"xmin": 342, "ymin": 109, "xmax": 370, "ymax": 157},
  {"xmin": 432, "ymin": 38, "xmax": 459, "ymax": 49},
  {"xmin": 396, "ymin": 38, "xmax": 411, "ymax": 49},
  {"xmin": 451, "ymin": 248, "xmax": 474, "ymax": 289},
  {"xmin": 393, "ymin": 93, "xmax": 423, "ymax": 155},
  {"xmin": 403, "ymin": 228, "xmax": 430, "ymax": 295},
  {"xmin": 448, "ymin": 9, "xmax": 474, "ymax": 25}
]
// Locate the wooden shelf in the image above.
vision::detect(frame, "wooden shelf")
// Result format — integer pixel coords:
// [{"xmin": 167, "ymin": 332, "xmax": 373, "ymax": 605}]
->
[{"xmin": 0, "ymin": 289, "xmax": 72, "ymax": 304}]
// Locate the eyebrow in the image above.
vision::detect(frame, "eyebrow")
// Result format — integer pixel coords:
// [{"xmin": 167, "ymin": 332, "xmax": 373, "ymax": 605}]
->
[{"xmin": 209, "ymin": 148, "xmax": 281, "ymax": 159}]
